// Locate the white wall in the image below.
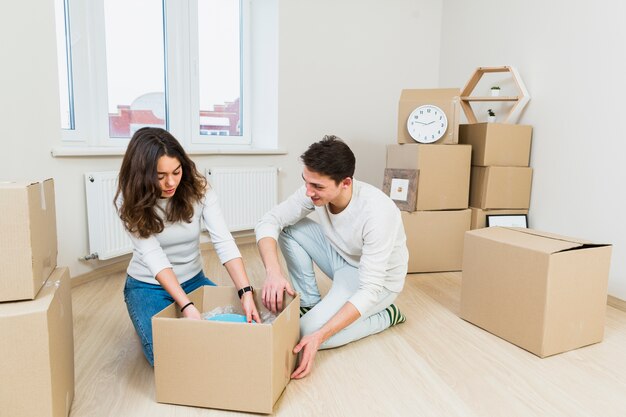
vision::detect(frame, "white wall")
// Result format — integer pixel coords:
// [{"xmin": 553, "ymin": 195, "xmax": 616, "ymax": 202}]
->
[
  {"xmin": 277, "ymin": 0, "xmax": 443, "ymax": 191},
  {"xmin": 439, "ymin": 0, "xmax": 626, "ymax": 299},
  {"xmin": 0, "ymin": 0, "xmax": 442, "ymax": 279}
]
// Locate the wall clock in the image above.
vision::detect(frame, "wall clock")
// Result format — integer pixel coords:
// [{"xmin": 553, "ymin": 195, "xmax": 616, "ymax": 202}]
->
[
  {"xmin": 397, "ymin": 88, "xmax": 460, "ymax": 144},
  {"xmin": 406, "ymin": 104, "xmax": 448, "ymax": 143}
]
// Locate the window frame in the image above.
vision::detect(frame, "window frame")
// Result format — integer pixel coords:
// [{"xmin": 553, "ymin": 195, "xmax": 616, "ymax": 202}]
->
[{"xmin": 56, "ymin": 0, "xmax": 252, "ymax": 150}]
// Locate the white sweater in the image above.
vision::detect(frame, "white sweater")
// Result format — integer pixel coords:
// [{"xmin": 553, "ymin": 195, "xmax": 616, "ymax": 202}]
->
[
  {"xmin": 125, "ymin": 189, "xmax": 241, "ymax": 285},
  {"xmin": 255, "ymin": 180, "xmax": 408, "ymax": 314}
]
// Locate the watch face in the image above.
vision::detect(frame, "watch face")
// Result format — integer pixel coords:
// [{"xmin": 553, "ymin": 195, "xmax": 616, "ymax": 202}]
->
[{"xmin": 406, "ymin": 104, "xmax": 448, "ymax": 143}]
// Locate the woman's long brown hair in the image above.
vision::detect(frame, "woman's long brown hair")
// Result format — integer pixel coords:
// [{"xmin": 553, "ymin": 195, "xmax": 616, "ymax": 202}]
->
[{"xmin": 114, "ymin": 127, "xmax": 207, "ymax": 238}]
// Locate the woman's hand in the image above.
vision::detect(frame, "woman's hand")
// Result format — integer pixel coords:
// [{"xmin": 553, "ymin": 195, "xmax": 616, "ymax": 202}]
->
[
  {"xmin": 181, "ymin": 304, "xmax": 202, "ymax": 320},
  {"xmin": 241, "ymin": 291, "xmax": 263, "ymax": 323}
]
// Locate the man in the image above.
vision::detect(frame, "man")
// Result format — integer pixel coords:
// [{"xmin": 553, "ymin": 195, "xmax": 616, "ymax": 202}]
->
[{"xmin": 255, "ymin": 135, "xmax": 408, "ymax": 379}]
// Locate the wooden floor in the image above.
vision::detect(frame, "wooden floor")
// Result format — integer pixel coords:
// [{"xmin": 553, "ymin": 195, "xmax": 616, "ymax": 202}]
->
[{"xmin": 70, "ymin": 243, "xmax": 626, "ymax": 417}]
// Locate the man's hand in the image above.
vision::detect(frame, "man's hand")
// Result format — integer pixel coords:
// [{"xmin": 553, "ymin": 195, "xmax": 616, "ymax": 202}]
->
[
  {"xmin": 262, "ymin": 271, "xmax": 295, "ymax": 313},
  {"xmin": 291, "ymin": 331, "xmax": 324, "ymax": 379},
  {"xmin": 290, "ymin": 303, "xmax": 360, "ymax": 379},
  {"xmin": 241, "ymin": 291, "xmax": 263, "ymax": 323}
]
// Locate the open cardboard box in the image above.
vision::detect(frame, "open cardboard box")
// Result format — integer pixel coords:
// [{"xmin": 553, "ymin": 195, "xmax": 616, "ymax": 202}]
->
[
  {"xmin": 461, "ymin": 227, "xmax": 612, "ymax": 358},
  {"xmin": 153, "ymin": 286, "xmax": 300, "ymax": 414}
]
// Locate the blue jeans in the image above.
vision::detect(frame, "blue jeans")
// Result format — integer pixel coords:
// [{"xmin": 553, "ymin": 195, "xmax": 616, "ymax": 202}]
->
[{"xmin": 123, "ymin": 270, "xmax": 216, "ymax": 366}]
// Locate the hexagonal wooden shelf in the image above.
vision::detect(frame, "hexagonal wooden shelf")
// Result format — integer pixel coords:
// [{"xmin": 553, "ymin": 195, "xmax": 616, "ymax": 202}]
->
[{"xmin": 460, "ymin": 66, "xmax": 530, "ymax": 124}]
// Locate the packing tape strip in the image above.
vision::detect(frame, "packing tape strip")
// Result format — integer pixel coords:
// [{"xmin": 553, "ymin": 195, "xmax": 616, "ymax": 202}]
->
[
  {"xmin": 39, "ymin": 179, "xmax": 47, "ymax": 211},
  {"xmin": 45, "ymin": 279, "xmax": 62, "ymax": 289}
]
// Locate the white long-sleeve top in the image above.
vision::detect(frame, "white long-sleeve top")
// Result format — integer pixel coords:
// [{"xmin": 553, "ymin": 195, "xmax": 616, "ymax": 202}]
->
[
  {"xmin": 125, "ymin": 189, "xmax": 241, "ymax": 285},
  {"xmin": 255, "ymin": 180, "xmax": 408, "ymax": 314}
]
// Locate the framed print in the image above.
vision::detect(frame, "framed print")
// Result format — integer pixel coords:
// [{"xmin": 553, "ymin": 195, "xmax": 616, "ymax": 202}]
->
[
  {"xmin": 382, "ymin": 168, "xmax": 418, "ymax": 211},
  {"xmin": 486, "ymin": 214, "xmax": 528, "ymax": 228}
]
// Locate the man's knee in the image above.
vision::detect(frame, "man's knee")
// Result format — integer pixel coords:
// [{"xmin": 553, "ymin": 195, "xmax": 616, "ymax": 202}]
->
[
  {"xmin": 280, "ymin": 218, "xmax": 316, "ymax": 239},
  {"xmin": 299, "ymin": 312, "xmax": 322, "ymax": 337}
]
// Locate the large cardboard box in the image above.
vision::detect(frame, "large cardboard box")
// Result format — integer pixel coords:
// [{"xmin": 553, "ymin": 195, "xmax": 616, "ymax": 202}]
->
[
  {"xmin": 153, "ymin": 286, "xmax": 300, "ymax": 414},
  {"xmin": 0, "ymin": 267, "xmax": 75, "ymax": 417},
  {"xmin": 397, "ymin": 88, "xmax": 461, "ymax": 144},
  {"xmin": 461, "ymin": 227, "xmax": 612, "ymax": 358},
  {"xmin": 387, "ymin": 144, "xmax": 471, "ymax": 210},
  {"xmin": 469, "ymin": 166, "xmax": 532, "ymax": 209},
  {"xmin": 0, "ymin": 179, "xmax": 57, "ymax": 302},
  {"xmin": 470, "ymin": 207, "xmax": 529, "ymax": 229},
  {"xmin": 459, "ymin": 123, "xmax": 532, "ymax": 167},
  {"xmin": 402, "ymin": 209, "xmax": 471, "ymax": 273}
]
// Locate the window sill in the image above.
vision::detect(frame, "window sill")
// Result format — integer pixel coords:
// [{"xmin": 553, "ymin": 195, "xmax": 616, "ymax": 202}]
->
[{"xmin": 51, "ymin": 146, "xmax": 288, "ymax": 157}]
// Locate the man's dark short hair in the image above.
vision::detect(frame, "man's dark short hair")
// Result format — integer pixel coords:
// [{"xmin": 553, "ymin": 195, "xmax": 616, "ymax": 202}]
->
[{"xmin": 300, "ymin": 135, "xmax": 356, "ymax": 184}]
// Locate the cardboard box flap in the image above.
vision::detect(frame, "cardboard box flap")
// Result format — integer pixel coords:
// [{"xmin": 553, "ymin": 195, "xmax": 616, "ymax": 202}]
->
[
  {"xmin": 0, "ymin": 178, "xmax": 53, "ymax": 189},
  {"xmin": 503, "ymin": 227, "xmax": 611, "ymax": 249},
  {"xmin": 468, "ymin": 227, "xmax": 609, "ymax": 255}
]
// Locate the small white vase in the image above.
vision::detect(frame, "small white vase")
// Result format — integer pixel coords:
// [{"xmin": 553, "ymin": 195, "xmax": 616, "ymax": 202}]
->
[
  {"xmin": 491, "ymin": 89, "xmax": 500, "ymax": 97},
  {"xmin": 488, "ymin": 116, "xmax": 496, "ymax": 123}
]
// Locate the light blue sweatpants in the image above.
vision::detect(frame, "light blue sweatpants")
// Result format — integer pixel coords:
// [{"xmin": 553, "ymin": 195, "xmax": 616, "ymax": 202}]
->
[{"xmin": 278, "ymin": 218, "xmax": 398, "ymax": 349}]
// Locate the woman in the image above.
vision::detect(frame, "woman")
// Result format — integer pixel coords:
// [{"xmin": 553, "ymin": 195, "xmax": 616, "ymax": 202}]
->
[{"xmin": 115, "ymin": 127, "xmax": 261, "ymax": 366}]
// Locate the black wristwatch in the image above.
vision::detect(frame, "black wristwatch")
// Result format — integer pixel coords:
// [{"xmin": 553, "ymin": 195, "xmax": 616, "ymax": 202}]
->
[{"xmin": 238, "ymin": 285, "xmax": 254, "ymax": 299}]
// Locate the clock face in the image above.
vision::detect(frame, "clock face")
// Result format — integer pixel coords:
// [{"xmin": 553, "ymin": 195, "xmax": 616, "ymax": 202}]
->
[{"xmin": 406, "ymin": 104, "xmax": 448, "ymax": 144}]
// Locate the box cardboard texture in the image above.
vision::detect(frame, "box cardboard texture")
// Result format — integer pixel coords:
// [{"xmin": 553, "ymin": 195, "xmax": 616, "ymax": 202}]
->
[
  {"xmin": 0, "ymin": 179, "xmax": 57, "ymax": 302},
  {"xmin": 461, "ymin": 227, "xmax": 612, "ymax": 358},
  {"xmin": 470, "ymin": 207, "xmax": 529, "ymax": 229},
  {"xmin": 397, "ymin": 88, "xmax": 461, "ymax": 144},
  {"xmin": 459, "ymin": 123, "xmax": 533, "ymax": 167},
  {"xmin": 153, "ymin": 286, "xmax": 300, "ymax": 414},
  {"xmin": 0, "ymin": 267, "xmax": 75, "ymax": 417},
  {"xmin": 387, "ymin": 144, "xmax": 471, "ymax": 211},
  {"xmin": 470, "ymin": 166, "xmax": 532, "ymax": 209},
  {"xmin": 402, "ymin": 209, "xmax": 471, "ymax": 273}
]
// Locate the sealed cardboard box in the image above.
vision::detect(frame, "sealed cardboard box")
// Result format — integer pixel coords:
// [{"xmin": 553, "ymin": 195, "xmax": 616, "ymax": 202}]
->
[
  {"xmin": 0, "ymin": 267, "xmax": 74, "ymax": 417},
  {"xmin": 469, "ymin": 166, "xmax": 532, "ymax": 209},
  {"xmin": 0, "ymin": 179, "xmax": 57, "ymax": 302},
  {"xmin": 402, "ymin": 209, "xmax": 471, "ymax": 273},
  {"xmin": 387, "ymin": 144, "xmax": 471, "ymax": 210},
  {"xmin": 153, "ymin": 286, "xmax": 300, "ymax": 414},
  {"xmin": 461, "ymin": 227, "xmax": 612, "ymax": 358},
  {"xmin": 397, "ymin": 88, "xmax": 461, "ymax": 144},
  {"xmin": 470, "ymin": 207, "xmax": 529, "ymax": 229},
  {"xmin": 459, "ymin": 123, "xmax": 532, "ymax": 167}
]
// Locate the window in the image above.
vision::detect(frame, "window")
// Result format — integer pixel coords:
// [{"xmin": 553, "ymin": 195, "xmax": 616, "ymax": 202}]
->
[
  {"xmin": 54, "ymin": 0, "xmax": 250, "ymax": 149},
  {"xmin": 54, "ymin": 0, "xmax": 74, "ymax": 130}
]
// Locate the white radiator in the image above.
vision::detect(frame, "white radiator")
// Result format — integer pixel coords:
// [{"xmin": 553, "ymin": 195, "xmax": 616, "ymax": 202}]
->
[
  {"xmin": 206, "ymin": 167, "xmax": 278, "ymax": 232},
  {"xmin": 84, "ymin": 167, "xmax": 278, "ymax": 260},
  {"xmin": 84, "ymin": 171, "xmax": 133, "ymax": 260}
]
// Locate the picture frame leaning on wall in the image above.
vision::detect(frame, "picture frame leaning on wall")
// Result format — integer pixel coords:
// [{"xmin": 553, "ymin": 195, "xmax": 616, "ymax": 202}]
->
[
  {"xmin": 486, "ymin": 214, "xmax": 529, "ymax": 228},
  {"xmin": 382, "ymin": 168, "xmax": 418, "ymax": 212}
]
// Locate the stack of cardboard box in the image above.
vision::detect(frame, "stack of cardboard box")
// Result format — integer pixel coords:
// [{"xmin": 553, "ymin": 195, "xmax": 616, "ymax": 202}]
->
[
  {"xmin": 459, "ymin": 123, "xmax": 533, "ymax": 229},
  {"xmin": 387, "ymin": 92, "xmax": 472, "ymax": 273},
  {"xmin": 0, "ymin": 179, "xmax": 74, "ymax": 417}
]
